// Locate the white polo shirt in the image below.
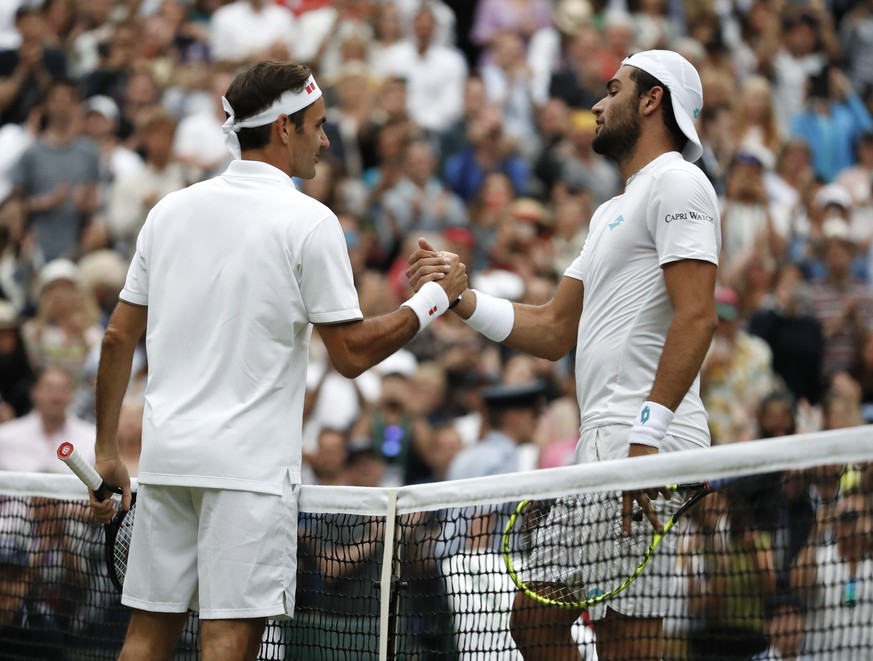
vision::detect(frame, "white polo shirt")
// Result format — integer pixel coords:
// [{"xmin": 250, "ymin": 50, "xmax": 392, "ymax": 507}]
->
[
  {"xmin": 565, "ymin": 152, "xmax": 720, "ymax": 450},
  {"xmin": 120, "ymin": 160, "xmax": 363, "ymax": 494}
]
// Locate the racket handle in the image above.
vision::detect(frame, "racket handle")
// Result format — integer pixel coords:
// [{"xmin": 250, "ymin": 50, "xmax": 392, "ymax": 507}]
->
[{"xmin": 57, "ymin": 442, "xmax": 116, "ymax": 501}]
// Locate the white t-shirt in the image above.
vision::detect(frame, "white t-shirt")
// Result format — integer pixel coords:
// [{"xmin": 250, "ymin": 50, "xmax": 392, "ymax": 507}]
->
[
  {"xmin": 564, "ymin": 152, "xmax": 720, "ymax": 450},
  {"xmin": 120, "ymin": 160, "xmax": 363, "ymax": 494}
]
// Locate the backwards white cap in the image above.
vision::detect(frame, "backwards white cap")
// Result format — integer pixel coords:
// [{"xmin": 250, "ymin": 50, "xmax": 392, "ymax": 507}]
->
[
  {"xmin": 221, "ymin": 74, "xmax": 322, "ymax": 159},
  {"xmin": 621, "ymin": 50, "xmax": 704, "ymax": 163}
]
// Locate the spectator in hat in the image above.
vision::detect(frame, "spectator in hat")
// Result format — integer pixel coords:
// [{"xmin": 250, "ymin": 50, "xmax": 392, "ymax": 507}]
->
[
  {"xmin": 701, "ymin": 287, "xmax": 780, "ymax": 444},
  {"xmin": 349, "ymin": 348, "xmax": 435, "ymax": 486},
  {"xmin": 803, "ymin": 184, "xmax": 870, "ymax": 280},
  {"xmin": 0, "ymin": 366, "xmax": 96, "ymax": 472},
  {"xmin": 80, "ymin": 94, "xmax": 144, "ymax": 206},
  {"xmin": 446, "ymin": 379, "xmax": 546, "ymax": 480},
  {"xmin": 76, "ymin": 248, "xmax": 128, "ymax": 326},
  {"xmin": 836, "ymin": 131, "xmax": 873, "ymax": 213},
  {"xmin": 0, "ymin": 299, "xmax": 33, "ymax": 421},
  {"xmin": 21, "ymin": 259, "xmax": 103, "ymax": 385},
  {"xmin": 720, "ymin": 148, "xmax": 789, "ymax": 279}
]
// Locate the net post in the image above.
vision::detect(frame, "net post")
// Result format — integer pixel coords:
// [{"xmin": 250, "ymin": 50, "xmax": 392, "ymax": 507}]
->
[{"xmin": 378, "ymin": 489, "xmax": 398, "ymax": 661}]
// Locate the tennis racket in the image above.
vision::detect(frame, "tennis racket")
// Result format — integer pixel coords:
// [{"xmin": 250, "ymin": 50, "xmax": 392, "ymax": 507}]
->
[
  {"xmin": 57, "ymin": 441, "xmax": 135, "ymax": 593},
  {"xmin": 502, "ymin": 479, "xmax": 731, "ymax": 609}
]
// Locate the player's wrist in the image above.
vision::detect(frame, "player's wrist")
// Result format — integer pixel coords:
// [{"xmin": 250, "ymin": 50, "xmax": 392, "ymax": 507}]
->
[
  {"xmin": 628, "ymin": 400, "xmax": 673, "ymax": 450},
  {"xmin": 462, "ymin": 289, "xmax": 514, "ymax": 342},
  {"xmin": 401, "ymin": 280, "xmax": 450, "ymax": 333}
]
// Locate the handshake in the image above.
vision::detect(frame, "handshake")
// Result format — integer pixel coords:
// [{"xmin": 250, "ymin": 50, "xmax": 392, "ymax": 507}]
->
[
  {"xmin": 400, "ymin": 237, "xmax": 470, "ymax": 331},
  {"xmin": 402, "ymin": 236, "xmax": 515, "ymax": 344}
]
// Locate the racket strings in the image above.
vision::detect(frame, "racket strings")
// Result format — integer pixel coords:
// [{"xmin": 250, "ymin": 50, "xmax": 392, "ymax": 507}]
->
[
  {"xmin": 510, "ymin": 490, "xmax": 685, "ymax": 606},
  {"xmin": 112, "ymin": 503, "xmax": 136, "ymax": 587}
]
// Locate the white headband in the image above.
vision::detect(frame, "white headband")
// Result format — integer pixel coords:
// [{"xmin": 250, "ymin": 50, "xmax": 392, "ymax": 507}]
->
[{"xmin": 221, "ymin": 74, "xmax": 322, "ymax": 159}]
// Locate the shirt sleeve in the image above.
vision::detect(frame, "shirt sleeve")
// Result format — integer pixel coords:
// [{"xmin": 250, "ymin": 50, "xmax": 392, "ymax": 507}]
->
[
  {"xmin": 119, "ymin": 210, "xmax": 153, "ymax": 306},
  {"xmin": 648, "ymin": 167, "xmax": 721, "ymax": 267},
  {"xmin": 299, "ymin": 214, "xmax": 363, "ymax": 325},
  {"xmin": 563, "ymin": 232, "xmax": 590, "ymax": 282}
]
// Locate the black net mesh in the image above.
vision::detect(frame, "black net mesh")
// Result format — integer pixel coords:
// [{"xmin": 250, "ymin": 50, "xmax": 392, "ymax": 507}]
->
[{"xmin": 0, "ymin": 435, "xmax": 871, "ymax": 661}]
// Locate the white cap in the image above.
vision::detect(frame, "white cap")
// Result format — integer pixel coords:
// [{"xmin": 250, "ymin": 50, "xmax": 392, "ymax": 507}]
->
[
  {"xmin": 814, "ymin": 183, "xmax": 853, "ymax": 212},
  {"xmin": 38, "ymin": 258, "xmax": 79, "ymax": 294},
  {"xmin": 84, "ymin": 95, "xmax": 120, "ymax": 123},
  {"xmin": 621, "ymin": 50, "xmax": 704, "ymax": 163},
  {"xmin": 471, "ymin": 269, "xmax": 525, "ymax": 301},
  {"xmin": 375, "ymin": 349, "xmax": 418, "ymax": 378}
]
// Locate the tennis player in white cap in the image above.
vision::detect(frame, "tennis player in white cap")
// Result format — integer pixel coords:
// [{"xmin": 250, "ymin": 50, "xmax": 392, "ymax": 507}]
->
[
  {"xmin": 410, "ymin": 49, "xmax": 721, "ymax": 660},
  {"xmin": 90, "ymin": 61, "xmax": 466, "ymax": 661}
]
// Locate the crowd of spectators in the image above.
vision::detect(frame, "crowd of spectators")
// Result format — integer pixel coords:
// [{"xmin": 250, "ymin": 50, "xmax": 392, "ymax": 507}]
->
[
  {"xmin": 0, "ymin": 0, "xmax": 871, "ymax": 480},
  {"xmin": 1, "ymin": 0, "xmax": 873, "ymax": 658}
]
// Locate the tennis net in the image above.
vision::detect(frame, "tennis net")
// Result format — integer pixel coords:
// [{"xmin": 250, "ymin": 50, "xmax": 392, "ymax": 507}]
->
[{"xmin": 0, "ymin": 426, "xmax": 871, "ymax": 660}]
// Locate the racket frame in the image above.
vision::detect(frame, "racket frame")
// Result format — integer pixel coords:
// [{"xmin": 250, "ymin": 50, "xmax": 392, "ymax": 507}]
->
[
  {"xmin": 502, "ymin": 481, "xmax": 713, "ymax": 609},
  {"xmin": 57, "ymin": 442, "xmax": 135, "ymax": 593}
]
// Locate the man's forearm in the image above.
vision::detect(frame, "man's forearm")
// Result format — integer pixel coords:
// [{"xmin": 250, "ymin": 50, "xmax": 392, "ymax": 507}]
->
[
  {"xmin": 94, "ymin": 333, "xmax": 136, "ymax": 458},
  {"xmin": 649, "ymin": 312, "xmax": 717, "ymax": 410}
]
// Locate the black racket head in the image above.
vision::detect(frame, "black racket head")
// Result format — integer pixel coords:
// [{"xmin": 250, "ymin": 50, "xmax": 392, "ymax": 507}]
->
[{"xmin": 104, "ymin": 495, "xmax": 136, "ymax": 593}]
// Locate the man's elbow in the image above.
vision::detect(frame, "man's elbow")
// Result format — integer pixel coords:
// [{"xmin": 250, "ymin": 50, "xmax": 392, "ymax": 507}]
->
[
  {"xmin": 100, "ymin": 325, "xmax": 137, "ymax": 356},
  {"xmin": 326, "ymin": 350, "xmax": 367, "ymax": 379},
  {"xmin": 332, "ymin": 360, "xmax": 365, "ymax": 380}
]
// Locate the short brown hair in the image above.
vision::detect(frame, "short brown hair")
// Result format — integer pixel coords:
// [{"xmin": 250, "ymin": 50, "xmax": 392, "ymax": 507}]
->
[{"xmin": 224, "ymin": 61, "xmax": 313, "ymax": 153}]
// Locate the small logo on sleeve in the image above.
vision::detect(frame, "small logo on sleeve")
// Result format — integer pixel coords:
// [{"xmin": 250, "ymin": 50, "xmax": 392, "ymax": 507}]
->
[{"xmin": 609, "ymin": 215, "xmax": 625, "ymax": 230}]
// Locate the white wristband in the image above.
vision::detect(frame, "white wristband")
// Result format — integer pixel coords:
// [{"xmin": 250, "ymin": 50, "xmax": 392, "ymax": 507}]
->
[
  {"xmin": 463, "ymin": 289, "xmax": 515, "ymax": 342},
  {"xmin": 628, "ymin": 400, "xmax": 673, "ymax": 450},
  {"xmin": 401, "ymin": 281, "xmax": 450, "ymax": 333}
]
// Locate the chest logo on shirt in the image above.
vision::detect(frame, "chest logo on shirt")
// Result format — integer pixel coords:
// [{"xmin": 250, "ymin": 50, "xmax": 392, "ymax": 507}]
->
[
  {"xmin": 664, "ymin": 211, "xmax": 714, "ymax": 223},
  {"xmin": 609, "ymin": 214, "xmax": 625, "ymax": 230}
]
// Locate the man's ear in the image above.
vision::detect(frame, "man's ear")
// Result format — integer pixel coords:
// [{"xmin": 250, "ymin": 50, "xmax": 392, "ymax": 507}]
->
[
  {"xmin": 641, "ymin": 86, "xmax": 665, "ymax": 118},
  {"xmin": 277, "ymin": 115, "xmax": 291, "ymax": 145}
]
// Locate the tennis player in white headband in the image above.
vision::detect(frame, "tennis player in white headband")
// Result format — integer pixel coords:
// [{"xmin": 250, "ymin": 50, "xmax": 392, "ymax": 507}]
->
[
  {"xmin": 92, "ymin": 61, "xmax": 466, "ymax": 661},
  {"xmin": 221, "ymin": 73, "xmax": 322, "ymax": 160}
]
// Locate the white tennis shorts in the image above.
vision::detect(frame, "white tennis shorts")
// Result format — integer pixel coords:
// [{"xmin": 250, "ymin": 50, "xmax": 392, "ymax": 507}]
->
[
  {"xmin": 573, "ymin": 424, "xmax": 683, "ymax": 621},
  {"xmin": 122, "ymin": 476, "xmax": 299, "ymax": 619}
]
